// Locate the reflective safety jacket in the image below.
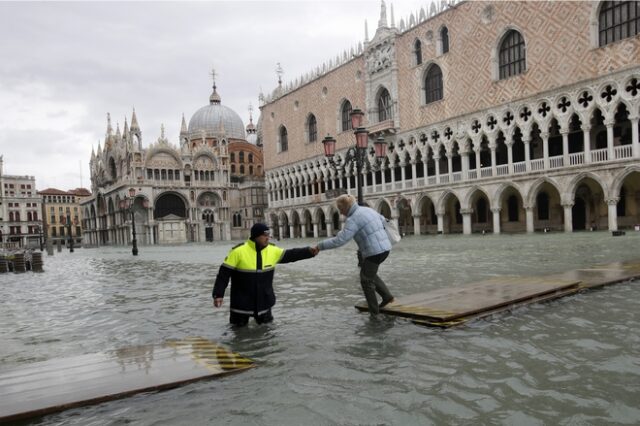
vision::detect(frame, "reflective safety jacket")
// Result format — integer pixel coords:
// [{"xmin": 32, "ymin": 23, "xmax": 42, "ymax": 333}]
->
[{"xmin": 212, "ymin": 240, "xmax": 313, "ymax": 316}]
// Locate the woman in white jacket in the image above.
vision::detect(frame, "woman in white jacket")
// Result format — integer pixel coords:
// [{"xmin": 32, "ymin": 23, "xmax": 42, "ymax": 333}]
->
[{"xmin": 315, "ymin": 194, "xmax": 395, "ymax": 315}]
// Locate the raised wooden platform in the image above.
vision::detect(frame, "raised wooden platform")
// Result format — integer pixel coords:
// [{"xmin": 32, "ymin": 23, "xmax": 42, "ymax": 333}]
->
[
  {"xmin": 356, "ymin": 259, "xmax": 640, "ymax": 327},
  {"xmin": 0, "ymin": 337, "xmax": 254, "ymax": 423}
]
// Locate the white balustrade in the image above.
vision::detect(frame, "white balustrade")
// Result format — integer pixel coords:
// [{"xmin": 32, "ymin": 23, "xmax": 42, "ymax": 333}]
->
[
  {"xmin": 427, "ymin": 176, "xmax": 437, "ymax": 185},
  {"xmin": 496, "ymin": 164, "xmax": 509, "ymax": 176},
  {"xmin": 615, "ymin": 144, "xmax": 632, "ymax": 159},
  {"xmin": 468, "ymin": 170, "xmax": 477, "ymax": 179},
  {"xmin": 569, "ymin": 152, "xmax": 584, "ymax": 166},
  {"xmin": 452, "ymin": 171, "xmax": 462, "ymax": 182},
  {"xmin": 591, "ymin": 148, "xmax": 608, "ymax": 162},
  {"xmin": 549, "ymin": 156, "xmax": 564, "ymax": 168},
  {"xmin": 513, "ymin": 161, "xmax": 526, "ymax": 173},
  {"xmin": 530, "ymin": 159, "xmax": 544, "ymax": 171},
  {"xmin": 480, "ymin": 167, "xmax": 493, "ymax": 178},
  {"xmin": 440, "ymin": 175, "xmax": 450, "ymax": 184}
]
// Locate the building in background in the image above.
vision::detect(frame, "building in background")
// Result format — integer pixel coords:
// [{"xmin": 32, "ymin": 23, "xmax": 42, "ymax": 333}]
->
[
  {"xmin": 0, "ymin": 156, "xmax": 43, "ymax": 248},
  {"xmin": 38, "ymin": 187, "xmax": 91, "ymax": 248},
  {"xmin": 80, "ymin": 76, "xmax": 267, "ymax": 246},
  {"xmin": 260, "ymin": 0, "xmax": 640, "ymax": 238}
]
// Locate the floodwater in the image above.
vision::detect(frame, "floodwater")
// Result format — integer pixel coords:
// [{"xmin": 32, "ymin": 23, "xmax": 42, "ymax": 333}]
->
[{"xmin": 1, "ymin": 232, "xmax": 640, "ymax": 425}]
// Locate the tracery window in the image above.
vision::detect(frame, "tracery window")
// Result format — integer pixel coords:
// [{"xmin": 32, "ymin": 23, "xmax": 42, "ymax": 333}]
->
[
  {"xmin": 377, "ymin": 88, "xmax": 392, "ymax": 122},
  {"xmin": 307, "ymin": 114, "xmax": 317, "ymax": 143},
  {"xmin": 341, "ymin": 100, "xmax": 353, "ymax": 132},
  {"xmin": 599, "ymin": 1, "xmax": 639, "ymax": 46},
  {"xmin": 424, "ymin": 64, "xmax": 443, "ymax": 104},
  {"xmin": 414, "ymin": 39, "xmax": 422, "ymax": 65},
  {"xmin": 498, "ymin": 30, "xmax": 526, "ymax": 79},
  {"xmin": 279, "ymin": 126, "xmax": 288, "ymax": 152}
]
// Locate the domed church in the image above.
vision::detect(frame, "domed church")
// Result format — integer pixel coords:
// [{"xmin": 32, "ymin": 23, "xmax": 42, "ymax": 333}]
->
[{"xmin": 81, "ymin": 75, "xmax": 266, "ymax": 246}]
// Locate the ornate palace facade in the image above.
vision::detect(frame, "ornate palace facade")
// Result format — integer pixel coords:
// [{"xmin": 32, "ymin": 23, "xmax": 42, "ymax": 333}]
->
[
  {"xmin": 81, "ymin": 80, "xmax": 266, "ymax": 246},
  {"xmin": 261, "ymin": 1, "xmax": 640, "ymax": 238}
]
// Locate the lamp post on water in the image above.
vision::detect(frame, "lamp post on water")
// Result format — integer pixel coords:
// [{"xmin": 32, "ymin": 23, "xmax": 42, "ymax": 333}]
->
[
  {"xmin": 120, "ymin": 187, "xmax": 143, "ymax": 256},
  {"xmin": 321, "ymin": 108, "xmax": 388, "ymax": 206}
]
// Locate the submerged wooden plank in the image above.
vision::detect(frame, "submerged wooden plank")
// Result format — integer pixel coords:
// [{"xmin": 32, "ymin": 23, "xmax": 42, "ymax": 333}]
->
[
  {"xmin": 0, "ymin": 337, "xmax": 254, "ymax": 423},
  {"xmin": 356, "ymin": 276, "xmax": 580, "ymax": 322},
  {"xmin": 356, "ymin": 259, "xmax": 640, "ymax": 327}
]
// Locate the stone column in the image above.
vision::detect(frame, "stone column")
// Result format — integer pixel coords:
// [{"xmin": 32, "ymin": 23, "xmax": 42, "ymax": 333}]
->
[
  {"xmin": 434, "ymin": 155, "xmax": 441, "ymax": 184},
  {"xmin": 525, "ymin": 206, "xmax": 534, "ymax": 233},
  {"xmin": 562, "ymin": 202, "xmax": 574, "ymax": 233},
  {"xmin": 492, "ymin": 207, "xmax": 501, "ymax": 234},
  {"xmin": 460, "ymin": 208, "xmax": 473, "ymax": 235},
  {"xmin": 605, "ymin": 119, "xmax": 615, "ymax": 160},
  {"xmin": 411, "ymin": 160, "xmax": 417, "ymax": 188},
  {"xmin": 436, "ymin": 211, "xmax": 444, "ymax": 234},
  {"xmin": 380, "ymin": 165, "xmax": 386, "ymax": 190},
  {"xmin": 413, "ymin": 214, "xmax": 421, "ymax": 236},
  {"xmin": 461, "ymin": 151, "xmax": 469, "ymax": 180},
  {"xmin": 583, "ymin": 125, "xmax": 592, "ymax": 164},
  {"xmin": 541, "ymin": 131, "xmax": 550, "ymax": 169},
  {"xmin": 561, "ymin": 129, "xmax": 570, "ymax": 166},
  {"xmin": 289, "ymin": 224, "xmax": 295, "ymax": 239},
  {"xmin": 474, "ymin": 147, "xmax": 482, "ymax": 176},
  {"xmin": 371, "ymin": 168, "xmax": 377, "ymax": 193},
  {"xmin": 447, "ymin": 154, "xmax": 453, "ymax": 181},
  {"xmin": 422, "ymin": 161, "xmax": 428, "ymax": 182},
  {"xmin": 507, "ymin": 142, "xmax": 514, "ymax": 174},
  {"xmin": 630, "ymin": 116, "xmax": 639, "ymax": 158},
  {"xmin": 313, "ymin": 222, "xmax": 319, "ymax": 238},
  {"xmin": 326, "ymin": 221, "xmax": 334, "ymax": 237},
  {"xmin": 400, "ymin": 162, "xmax": 407, "ymax": 189},
  {"xmin": 606, "ymin": 198, "xmax": 619, "ymax": 231},
  {"xmin": 279, "ymin": 225, "xmax": 284, "ymax": 239},
  {"xmin": 489, "ymin": 141, "xmax": 497, "ymax": 176}
]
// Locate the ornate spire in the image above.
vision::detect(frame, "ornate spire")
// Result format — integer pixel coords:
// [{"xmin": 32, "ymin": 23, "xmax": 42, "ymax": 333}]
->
[
  {"xmin": 246, "ymin": 103, "xmax": 256, "ymax": 133},
  {"xmin": 106, "ymin": 112, "xmax": 113, "ymax": 135},
  {"xmin": 365, "ymin": 19, "xmax": 369, "ymax": 42},
  {"xmin": 209, "ymin": 68, "xmax": 221, "ymax": 104},
  {"xmin": 123, "ymin": 116, "xmax": 129, "ymax": 134},
  {"xmin": 378, "ymin": 0, "xmax": 388, "ymax": 28},
  {"xmin": 276, "ymin": 63, "xmax": 284, "ymax": 86},
  {"xmin": 130, "ymin": 107, "xmax": 140, "ymax": 130},
  {"xmin": 180, "ymin": 113, "xmax": 188, "ymax": 134}
]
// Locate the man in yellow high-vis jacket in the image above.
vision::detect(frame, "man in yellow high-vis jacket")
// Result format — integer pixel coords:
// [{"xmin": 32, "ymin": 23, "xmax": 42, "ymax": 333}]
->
[{"xmin": 212, "ymin": 223, "xmax": 318, "ymax": 326}]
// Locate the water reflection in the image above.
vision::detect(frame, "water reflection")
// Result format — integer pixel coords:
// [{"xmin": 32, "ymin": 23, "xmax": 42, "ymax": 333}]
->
[{"xmin": 1, "ymin": 232, "xmax": 639, "ymax": 424}]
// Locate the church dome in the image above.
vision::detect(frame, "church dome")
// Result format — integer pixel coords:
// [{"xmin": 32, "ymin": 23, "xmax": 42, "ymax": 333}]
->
[{"xmin": 188, "ymin": 84, "xmax": 246, "ymax": 140}]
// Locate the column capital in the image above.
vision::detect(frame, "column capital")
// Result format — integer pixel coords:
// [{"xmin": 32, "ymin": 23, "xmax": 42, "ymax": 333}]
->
[
  {"xmin": 561, "ymin": 202, "xmax": 574, "ymax": 208},
  {"xmin": 605, "ymin": 197, "xmax": 620, "ymax": 206},
  {"xmin": 459, "ymin": 208, "xmax": 474, "ymax": 215},
  {"xmin": 491, "ymin": 207, "xmax": 501, "ymax": 214}
]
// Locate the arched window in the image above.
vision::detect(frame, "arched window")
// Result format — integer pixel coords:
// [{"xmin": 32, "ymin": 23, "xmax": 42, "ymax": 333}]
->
[
  {"xmin": 377, "ymin": 88, "xmax": 392, "ymax": 122},
  {"xmin": 231, "ymin": 164, "xmax": 236, "ymax": 173},
  {"xmin": 279, "ymin": 126, "xmax": 288, "ymax": 152},
  {"xmin": 307, "ymin": 114, "xmax": 317, "ymax": 143},
  {"xmin": 440, "ymin": 27, "xmax": 449, "ymax": 54},
  {"xmin": 341, "ymin": 100, "xmax": 352, "ymax": 132},
  {"xmin": 240, "ymin": 165, "xmax": 245, "ymax": 174},
  {"xmin": 499, "ymin": 30, "xmax": 526, "ymax": 79},
  {"xmin": 599, "ymin": 1, "xmax": 640, "ymax": 46},
  {"xmin": 230, "ymin": 153, "xmax": 235, "ymax": 162},
  {"xmin": 424, "ymin": 64, "xmax": 443, "ymax": 104},
  {"xmin": 239, "ymin": 151, "xmax": 245, "ymax": 163},
  {"xmin": 414, "ymin": 39, "xmax": 422, "ymax": 65},
  {"xmin": 248, "ymin": 153, "xmax": 253, "ymax": 163}
]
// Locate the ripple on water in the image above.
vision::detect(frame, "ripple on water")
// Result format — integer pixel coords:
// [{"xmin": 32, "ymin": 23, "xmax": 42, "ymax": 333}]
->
[{"xmin": 2, "ymin": 235, "xmax": 640, "ymax": 425}]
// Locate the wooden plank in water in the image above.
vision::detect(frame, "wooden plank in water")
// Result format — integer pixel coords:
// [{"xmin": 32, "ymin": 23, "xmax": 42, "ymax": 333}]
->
[
  {"xmin": 356, "ymin": 276, "xmax": 580, "ymax": 322},
  {"xmin": 0, "ymin": 337, "xmax": 254, "ymax": 423}
]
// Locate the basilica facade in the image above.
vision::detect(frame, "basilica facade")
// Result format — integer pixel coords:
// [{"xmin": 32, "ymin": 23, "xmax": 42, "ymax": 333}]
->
[
  {"xmin": 81, "ymin": 81, "xmax": 266, "ymax": 246},
  {"xmin": 260, "ymin": 1, "xmax": 640, "ymax": 238}
]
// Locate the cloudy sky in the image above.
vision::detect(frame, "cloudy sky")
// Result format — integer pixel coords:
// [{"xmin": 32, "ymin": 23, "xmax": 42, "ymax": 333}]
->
[{"xmin": 1, "ymin": 0, "xmax": 429, "ymax": 191}]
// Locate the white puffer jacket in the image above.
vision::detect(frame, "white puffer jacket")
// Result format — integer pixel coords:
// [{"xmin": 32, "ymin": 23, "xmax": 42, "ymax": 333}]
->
[{"xmin": 318, "ymin": 203, "xmax": 391, "ymax": 258}]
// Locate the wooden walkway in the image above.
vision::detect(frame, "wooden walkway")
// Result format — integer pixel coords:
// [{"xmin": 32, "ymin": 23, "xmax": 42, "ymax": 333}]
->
[
  {"xmin": 356, "ymin": 259, "xmax": 640, "ymax": 327},
  {"xmin": 0, "ymin": 337, "xmax": 253, "ymax": 423}
]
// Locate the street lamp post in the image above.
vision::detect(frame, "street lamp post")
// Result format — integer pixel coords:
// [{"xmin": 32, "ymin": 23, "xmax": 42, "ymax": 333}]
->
[
  {"xmin": 322, "ymin": 108, "xmax": 388, "ymax": 205},
  {"xmin": 66, "ymin": 213, "xmax": 74, "ymax": 253},
  {"xmin": 38, "ymin": 224, "xmax": 43, "ymax": 251},
  {"xmin": 120, "ymin": 187, "xmax": 139, "ymax": 256}
]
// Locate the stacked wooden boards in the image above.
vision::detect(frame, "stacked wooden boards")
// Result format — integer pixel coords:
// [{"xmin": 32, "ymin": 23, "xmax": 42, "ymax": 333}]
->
[
  {"xmin": 0, "ymin": 337, "xmax": 253, "ymax": 423},
  {"xmin": 356, "ymin": 259, "xmax": 640, "ymax": 327}
]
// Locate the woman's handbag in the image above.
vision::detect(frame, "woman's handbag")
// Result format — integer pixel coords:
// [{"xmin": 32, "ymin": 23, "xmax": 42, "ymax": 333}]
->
[{"xmin": 385, "ymin": 219, "xmax": 402, "ymax": 245}]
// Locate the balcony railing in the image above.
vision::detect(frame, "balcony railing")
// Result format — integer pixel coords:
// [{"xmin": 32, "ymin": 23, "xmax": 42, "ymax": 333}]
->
[
  {"xmin": 549, "ymin": 155, "xmax": 564, "ymax": 169},
  {"xmin": 591, "ymin": 148, "xmax": 607, "ymax": 162},
  {"xmin": 615, "ymin": 144, "xmax": 632, "ymax": 159}
]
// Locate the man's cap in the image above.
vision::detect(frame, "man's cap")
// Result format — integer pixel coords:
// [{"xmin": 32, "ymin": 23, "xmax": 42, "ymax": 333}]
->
[{"xmin": 250, "ymin": 223, "xmax": 270, "ymax": 239}]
